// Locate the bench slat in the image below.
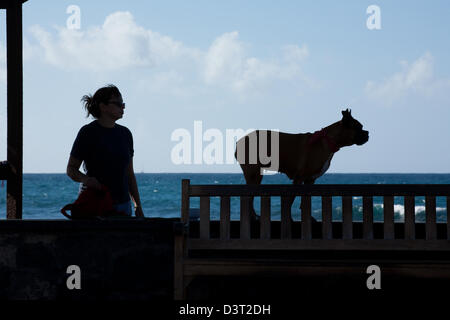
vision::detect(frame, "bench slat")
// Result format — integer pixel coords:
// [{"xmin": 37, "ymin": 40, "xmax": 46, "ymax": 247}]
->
[
  {"xmin": 404, "ymin": 196, "xmax": 415, "ymax": 240},
  {"xmin": 322, "ymin": 196, "xmax": 332, "ymax": 240},
  {"xmin": 426, "ymin": 196, "xmax": 437, "ymax": 240},
  {"xmin": 188, "ymin": 239, "xmax": 450, "ymax": 251},
  {"xmin": 342, "ymin": 196, "xmax": 353, "ymax": 239},
  {"xmin": 188, "ymin": 184, "xmax": 450, "ymax": 197},
  {"xmin": 240, "ymin": 196, "xmax": 251, "ymax": 240},
  {"xmin": 302, "ymin": 196, "xmax": 312, "ymax": 240},
  {"xmin": 200, "ymin": 196, "xmax": 210, "ymax": 240},
  {"xmin": 363, "ymin": 196, "xmax": 374, "ymax": 240},
  {"xmin": 383, "ymin": 196, "xmax": 395, "ymax": 240},
  {"xmin": 260, "ymin": 196, "xmax": 271, "ymax": 239},
  {"xmin": 281, "ymin": 196, "xmax": 292, "ymax": 239},
  {"xmin": 220, "ymin": 196, "xmax": 230, "ymax": 240},
  {"xmin": 183, "ymin": 261, "xmax": 450, "ymax": 279}
]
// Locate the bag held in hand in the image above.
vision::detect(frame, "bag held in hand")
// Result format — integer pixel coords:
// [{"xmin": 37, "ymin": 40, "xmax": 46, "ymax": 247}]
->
[{"xmin": 60, "ymin": 185, "xmax": 127, "ymax": 219}]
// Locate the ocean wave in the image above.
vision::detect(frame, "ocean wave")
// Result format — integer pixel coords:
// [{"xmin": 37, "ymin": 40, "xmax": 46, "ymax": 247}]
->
[{"xmin": 373, "ymin": 203, "xmax": 446, "ymax": 216}]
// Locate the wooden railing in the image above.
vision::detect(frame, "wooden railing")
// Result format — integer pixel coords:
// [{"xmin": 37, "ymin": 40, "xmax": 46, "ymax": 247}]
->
[{"xmin": 181, "ymin": 179, "xmax": 450, "ymax": 250}]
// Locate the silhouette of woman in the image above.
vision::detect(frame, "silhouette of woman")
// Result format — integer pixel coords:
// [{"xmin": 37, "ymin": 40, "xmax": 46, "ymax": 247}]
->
[{"xmin": 66, "ymin": 84, "xmax": 144, "ymax": 217}]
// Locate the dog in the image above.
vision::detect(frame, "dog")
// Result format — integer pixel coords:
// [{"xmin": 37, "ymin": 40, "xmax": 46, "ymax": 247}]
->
[{"xmin": 235, "ymin": 108, "xmax": 369, "ymax": 220}]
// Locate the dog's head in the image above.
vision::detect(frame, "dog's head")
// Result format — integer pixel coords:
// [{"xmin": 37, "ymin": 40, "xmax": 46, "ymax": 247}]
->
[{"xmin": 339, "ymin": 108, "xmax": 369, "ymax": 146}]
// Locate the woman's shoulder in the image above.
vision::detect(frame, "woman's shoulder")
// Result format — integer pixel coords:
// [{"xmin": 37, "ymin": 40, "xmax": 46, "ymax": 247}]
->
[
  {"xmin": 76, "ymin": 120, "xmax": 98, "ymax": 135},
  {"xmin": 116, "ymin": 123, "xmax": 132, "ymax": 136}
]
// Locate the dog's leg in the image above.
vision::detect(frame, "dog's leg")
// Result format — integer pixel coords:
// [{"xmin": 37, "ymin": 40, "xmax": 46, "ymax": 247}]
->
[
  {"xmin": 289, "ymin": 179, "xmax": 303, "ymax": 223},
  {"xmin": 240, "ymin": 164, "xmax": 263, "ymax": 221},
  {"xmin": 300, "ymin": 179, "xmax": 317, "ymax": 223}
]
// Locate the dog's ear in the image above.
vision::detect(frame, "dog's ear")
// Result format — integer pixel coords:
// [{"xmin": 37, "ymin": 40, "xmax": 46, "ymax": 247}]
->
[
  {"xmin": 341, "ymin": 108, "xmax": 352, "ymax": 115},
  {"xmin": 342, "ymin": 108, "xmax": 352, "ymax": 125}
]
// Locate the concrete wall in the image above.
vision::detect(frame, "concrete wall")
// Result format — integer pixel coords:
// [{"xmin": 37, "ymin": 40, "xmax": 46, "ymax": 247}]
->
[
  {"xmin": 0, "ymin": 218, "xmax": 176, "ymax": 300},
  {"xmin": 1, "ymin": 219, "xmax": 449, "ymax": 300}
]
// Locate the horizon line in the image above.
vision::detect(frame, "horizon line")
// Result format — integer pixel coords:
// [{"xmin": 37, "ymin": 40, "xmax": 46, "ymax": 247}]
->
[{"xmin": 18, "ymin": 172, "xmax": 450, "ymax": 175}]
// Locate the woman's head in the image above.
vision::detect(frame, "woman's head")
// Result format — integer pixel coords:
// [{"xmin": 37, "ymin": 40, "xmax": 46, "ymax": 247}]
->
[{"xmin": 81, "ymin": 84, "xmax": 124, "ymax": 119}]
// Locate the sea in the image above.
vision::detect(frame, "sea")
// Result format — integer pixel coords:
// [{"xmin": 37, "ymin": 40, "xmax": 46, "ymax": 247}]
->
[{"xmin": 0, "ymin": 173, "xmax": 449, "ymax": 222}]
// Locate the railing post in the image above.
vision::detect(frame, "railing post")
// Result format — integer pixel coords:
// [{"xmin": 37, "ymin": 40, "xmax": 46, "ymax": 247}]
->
[
  {"xmin": 363, "ymin": 196, "xmax": 374, "ymax": 240},
  {"xmin": 220, "ymin": 196, "xmax": 231, "ymax": 240},
  {"xmin": 301, "ymin": 196, "xmax": 312, "ymax": 240},
  {"xmin": 281, "ymin": 196, "xmax": 292, "ymax": 239},
  {"xmin": 240, "ymin": 196, "xmax": 251, "ymax": 239},
  {"xmin": 181, "ymin": 179, "xmax": 190, "ymax": 223},
  {"xmin": 383, "ymin": 196, "xmax": 395, "ymax": 240},
  {"xmin": 260, "ymin": 196, "xmax": 271, "ymax": 239},
  {"xmin": 321, "ymin": 196, "xmax": 333, "ymax": 240},
  {"xmin": 425, "ymin": 196, "xmax": 437, "ymax": 240},
  {"xmin": 342, "ymin": 196, "xmax": 353, "ymax": 239},
  {"xmin": 404, "ymin": 196, "xmax": 415, "ymax": 240},
  {"xmin": 200, "ymin": 196, "xmax": 210, "ymax": 240}
]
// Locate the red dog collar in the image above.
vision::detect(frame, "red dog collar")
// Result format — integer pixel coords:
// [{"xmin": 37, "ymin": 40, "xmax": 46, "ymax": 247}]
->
[{"xmin": 307, "ymin": 128, "xmax": 340, "ymax": 153}]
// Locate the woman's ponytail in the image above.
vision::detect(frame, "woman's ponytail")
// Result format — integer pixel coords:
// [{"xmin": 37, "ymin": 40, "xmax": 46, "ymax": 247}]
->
[
  {"xmin": 80, "ymin": 84, "xmax": 121, "ymax": 119},
  {"xmin": 81, "ymin": 94, "xmax": 100, "ymax": 118}
]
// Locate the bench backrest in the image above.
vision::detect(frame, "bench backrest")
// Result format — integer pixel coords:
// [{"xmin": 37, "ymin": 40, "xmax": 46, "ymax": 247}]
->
[{"xmin": 181, "ymin": 179, "xmax": 450, "ymax": 251}]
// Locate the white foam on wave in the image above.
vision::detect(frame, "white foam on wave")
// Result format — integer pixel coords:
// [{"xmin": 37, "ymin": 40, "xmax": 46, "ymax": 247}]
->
[{"xmin": 373, "ymin": 203, "xmax": 446, "ymax": 216}]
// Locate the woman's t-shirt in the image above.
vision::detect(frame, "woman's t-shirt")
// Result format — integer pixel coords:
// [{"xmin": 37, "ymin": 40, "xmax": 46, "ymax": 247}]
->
[{"xmin": 70, "ymin": 120, "xmax": 134, "ymax": 204}]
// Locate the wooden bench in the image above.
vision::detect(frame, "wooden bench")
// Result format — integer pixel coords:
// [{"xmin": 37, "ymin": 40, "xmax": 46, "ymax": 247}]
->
[{"xmin": 174, "ymin": 179, "xmax": 450, "ymax": 299}]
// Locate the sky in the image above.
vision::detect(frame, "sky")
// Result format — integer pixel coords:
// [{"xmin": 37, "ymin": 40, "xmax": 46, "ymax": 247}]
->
[{"xmin": 1, "ymin": 0, "xmax": 450, "ymax": 173}]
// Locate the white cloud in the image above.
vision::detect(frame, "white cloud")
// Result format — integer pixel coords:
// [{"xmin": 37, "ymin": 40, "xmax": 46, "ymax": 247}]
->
[
  {"xmin": 28, "ymin": 11, "xmax": 198, "ymax": 71},
  {"xmin": 26, "ymin": 11, "xmax": 311, "ymax": 96},
  {"xmin": 203, "ymin": 31, "xmax": 309, "ymax": 92},
  {"xmin": 282, "ymin": 44, "xmax": 309, "ymax": 64},
  {"xmin": 365, "ymin": 52, "xmax": 450, "ymax": 106},
  {"xmin": 204, "ymin": 31, "xmax": 245, "ymax": 85}
]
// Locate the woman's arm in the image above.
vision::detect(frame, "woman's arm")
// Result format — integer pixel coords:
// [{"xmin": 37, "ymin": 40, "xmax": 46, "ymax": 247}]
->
[
  {"xmin": 66, "ymin": 156, "xmax": 101, "ymax": 189},
  {"xmin": 127, "ymin": 158, "xmax": 144, "ymax": 217}
]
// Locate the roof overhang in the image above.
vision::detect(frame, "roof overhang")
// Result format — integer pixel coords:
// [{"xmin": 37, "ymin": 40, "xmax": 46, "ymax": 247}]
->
[{"xmin": 0, "ymin": 0, "xmax": 28, "ymax": 9}]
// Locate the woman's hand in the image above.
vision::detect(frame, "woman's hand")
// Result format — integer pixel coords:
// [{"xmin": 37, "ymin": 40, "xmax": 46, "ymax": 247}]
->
[
  {"xmin": 135, "ymin": 206, "xmax": 144, "ymax": 218},
  {"xmin": 84, "ymin": 176, "xmax": 102, "ymax": 190}
]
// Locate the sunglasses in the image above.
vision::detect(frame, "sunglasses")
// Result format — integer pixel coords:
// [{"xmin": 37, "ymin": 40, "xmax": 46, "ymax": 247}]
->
[{"xmin": 108, "ymin": 100, "xmax": 126, "ymax": 108}]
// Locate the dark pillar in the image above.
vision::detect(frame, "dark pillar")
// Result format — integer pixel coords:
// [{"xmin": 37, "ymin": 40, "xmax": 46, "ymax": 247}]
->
[{"xmin": 6, "ymin": 0, "xmax": 23, "ymax": 219}]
